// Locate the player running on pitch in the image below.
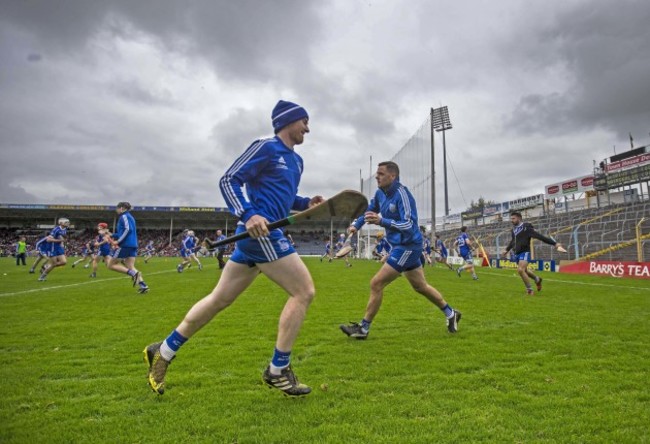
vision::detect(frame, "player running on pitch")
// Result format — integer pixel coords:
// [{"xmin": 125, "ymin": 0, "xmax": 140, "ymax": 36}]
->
[
  {"xmin": 38, "ymin": 218, "xmax": 70, "ymax": 281},
  {"xmin": 212, "ymin": 229, "xmax": 228, "ymax": 269},
  {"xmin": 421, "ymin": 227, "xmax": 433, "ymax": 266},
  {"xmin": 143, "ymin": 240, "xmax": 155, "ymax": 263},
  {"xmin": 90, "ymin": 223, "xmax": 111, "ymax": 278},
  {"xmin": 177, "ymin": 230, "xmax": 202, "ymax": 272},
  {"xmin": 340, "ymin": 161, "xmax": 461, "ymax": 339},
  {"xmin": 434, "ymin": 234, "xmax": 454, "ymax": 271},
  {"xmin": 144, "ymin": 100, "xmax": 324, "ymax": 397},
  {"xmin": 72, "ymin": 240, "xmax": 94, "ymax": 269},
  {"xmin": 372, "ymin": 232, "xmax": 391, "ymax": 262},
  {"xmin": 106, "ymin": 202, "xmax": 149, "ymax": 293},
  {"xmin": 334, "ymin": 233, "xmax": 352, "ymax": 267},
  {"xmin": 454, "ymin": 226, "xmax": 478, "ymax": 280},
  {"xmin": 503, "ymin": 211, "xmax": 564, "ymax": 295},
  {"xmin": 29, "ymin": 233, "xmax": 50, "ymax": 274},
  {"xmin": 320, "ymin": 238, "xmax": 332, "ymax": 262}
]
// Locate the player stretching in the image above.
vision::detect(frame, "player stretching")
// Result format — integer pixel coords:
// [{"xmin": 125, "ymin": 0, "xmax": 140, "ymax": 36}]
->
[
  {"xmin": 143, "ymin": 240, "xmax": 155, "ymax": 263},
  {"xmin": 340, "ymin": 161, "xmax": 461, "ymax": 339},
  {"xmin": 106, "ymin": 202, "xmax": 149, "ymax": 293},
  {"xmin": 504, "ymin": 211, "xmax": 563, "ymax": 295},
  {"xmin": 72, "ymin": 240, "xmax": 94, "ymax": 269},
  {"xmin": 144, "ymin": 100, "xmax": 323, "ymax": 397},
  {"xmin": 38, "ymin": 218, "xmax": 69, "ymax": 281},
  {"xmin": 177, "ymin": 230, "xmax": 202, "ymax": 272},
  {"xmin": 29, "ymin": 234, "xmax": 50, "ymax": 274},
  {"xmin": 434, "ymin": 234, "xmax": 454, "ymax": 270},
  {"xmin": 454, "ymin": 227, "xmax": 478, "ymax": 280},
  {"xmin": 90, "ymin": 223, "xmax": 111, "ymax": 278},
  {"xmin": 214, "ymin": 229, "xmax": 227, "ymax": 269}
]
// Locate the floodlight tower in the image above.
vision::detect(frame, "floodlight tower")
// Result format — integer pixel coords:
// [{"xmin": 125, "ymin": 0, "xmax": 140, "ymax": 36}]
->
[{"xmin": 431, "ymin": 106, "xmax": 453, "ymax": 216}]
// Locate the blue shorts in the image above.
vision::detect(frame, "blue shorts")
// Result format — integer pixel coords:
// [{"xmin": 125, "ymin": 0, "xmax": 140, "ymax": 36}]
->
[
  {"xmin": 180, "ymin": 248, "xmax": 194, "ymax": 258},
  {"xmin": 38, "ymin": 246, "xmax": 49, "ymax": 256},
  {"xmin": 50, "ymin": 246, "xmax": 65, "ymax": 257},
  {"xmin": 386, "ymin": 247, "xmax": 423, "ymax": 273},
  {"xmin": 461, "ymin": 251, "xmax": 474, "ymax": 263},
  {"xmin": 97, "ymin": 247, "xmax": 111, "ymax": 257},
  {"xmin": 514, "ymin": 252, "xmax": 532, "ymax": 263},
  {"xmin": 230, "ymin": 226, "xmax": 295, "ymax": 266},
  {"xmin": 425, "ymin": 247, "xmax": 432, "ymax": 255},
  {"xmin": 439, "ymin": 249, "xmax": 448, "ymax": 258},
  {"xmin": 111, "ymin": 246, "xmax": 137, "ymax": 259}
]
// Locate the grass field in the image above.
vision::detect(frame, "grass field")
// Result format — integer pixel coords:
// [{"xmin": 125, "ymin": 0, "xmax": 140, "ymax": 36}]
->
[{"xmin": 1, "ymin": 256, "xmax": 649, "ymax": 443}]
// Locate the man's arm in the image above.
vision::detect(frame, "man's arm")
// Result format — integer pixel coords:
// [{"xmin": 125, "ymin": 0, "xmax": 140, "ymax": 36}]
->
[
  {"xmin": 350, "ymin": 195, "xmax": 380, "ymax": 232},
  {"xmin": 529, "ymin": 228, "xmax": 557, "ymax": 246},
  {"xmin": 504, "ymin": 234, "xmax": 515, "ymax": 255},
  {"xmin": 113, "ymin": 215, "xmax": 130, "ymax": 245},
  {"xmin": 219, "ymin": 140, "xmax": 272, "ymax": 223}
]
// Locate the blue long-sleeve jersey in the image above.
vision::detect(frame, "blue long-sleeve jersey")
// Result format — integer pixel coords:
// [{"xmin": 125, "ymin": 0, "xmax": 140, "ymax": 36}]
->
[
  {"xmin": 219, "ymin": 137, "xmax": 310, "ymax": 224},
  {"xmin": 112, "ymin": 211, "xmax": 138, "ymax": 248},
  {"xmin": 353, "ymin": 180, "xmax": 422, "ymax": 249}
]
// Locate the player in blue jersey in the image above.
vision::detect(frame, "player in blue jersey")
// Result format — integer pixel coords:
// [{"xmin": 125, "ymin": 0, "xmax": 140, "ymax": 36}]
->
[
  {"xmin": 90, "ymin": 223, "xmax": 112, "ymax": 278},
  {"xmin": 454, "ymin": 226, "xmax": 478, "ymax": 280},
  {"xmin": 434, "ymin": 234, "xmax": 454, "ymax": 271},
  {"xmin": 38, "ymin": 218, "xmax": 70, "ymax": 281},
  {"xmin": 29, "ymin": 233, "xmax": 50, "ymax": 274},
  {"xmin": 340, "ymin": 161, "xmax": 461, "ymax": 339},
  {"xmin": 213, "ymin": 229, "xmax": 228, "ymax": 269},
  {"xmin": 320, "ymin": 239, "xmax": 332, "ymax": 262},
  {"xmin": 372, "ymin": 232, "xmax": 392, "ymax": 262},
  {"xmin": 421, "ymin": 227, "xmax": 433, "ymax": 266},
  {"xmin": 72, "ymin": 239, "xmax": 94, "ymax": 269},
  {"xmin": 144, "ymin": 100, "xmax": 324, "ymax": 397},
  {"xmin": 106, "ymin": 202, "xmax": 149, "ymax": 293},
  {"xmin": 334, "ymin": 233, "xmax": 352, "ymax": 267},
  {"xmin": 177, "ymin": 230, "xmax": 203, "ymax": 272},
  {"xmin": 143, "ymin": 240, "xmax": 155, "ymax": 263}
]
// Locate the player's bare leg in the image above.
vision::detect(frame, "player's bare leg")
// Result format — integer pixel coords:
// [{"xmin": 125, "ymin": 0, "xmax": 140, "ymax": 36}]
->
[
  {"xmin": 191, "ymin": 253, "xmax": 203, "ymax": 271},
  {"xmin": 30, "ymin": 255, "xmax": 46, "ymax": 273},
  {"xmin": 518, "ymin": 260, "xmax": 534, "ymax": 295},
  {"xmin": 363, "ymin": 264, "xmax": 401, "ymax": 322},
  {"xmin": 38, "ymin": 255, "xmax": 66, "ymax": 281},
  {"xmin": 176, "ymin": 261, "xmax": 260, "ymax": 337},
  {"xmin": 257, "ymin": 254, "xmax": 315, "ymax": 353}
]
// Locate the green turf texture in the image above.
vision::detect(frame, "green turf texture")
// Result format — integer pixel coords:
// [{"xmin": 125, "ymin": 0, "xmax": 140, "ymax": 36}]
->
[{"xmin": 1, "ymin": 257, "xmax": 648, "ymax": 443}]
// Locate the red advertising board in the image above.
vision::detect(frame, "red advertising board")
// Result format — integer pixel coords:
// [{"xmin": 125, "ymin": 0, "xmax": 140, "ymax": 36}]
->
[
  {"xmin": 606, "ymin": 153, "xmax": 650, "ymax": 173},
  {"xmin": 560, "ymin": 261, "xmax": 650, "ymax": 279}
]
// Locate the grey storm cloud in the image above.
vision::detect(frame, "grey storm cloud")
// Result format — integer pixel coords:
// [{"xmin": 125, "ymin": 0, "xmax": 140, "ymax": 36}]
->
[
  {"xmin": 1, "ymin": 0, "xmax": 649, "ymax": 213},
  {"xmin": 506, "ymin": 0, "xmax": 650, "ymax": 140}
]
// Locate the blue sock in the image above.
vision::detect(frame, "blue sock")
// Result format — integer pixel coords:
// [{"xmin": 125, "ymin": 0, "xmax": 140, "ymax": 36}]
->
[
  {"xmin": 271, "ymin": 348, "xmax": 291, "ymax": 369},
  {"xmin": 127, "ymin": 269, "xmax": 136, "ymax": 277},
  {"xmin": 360, "ymin": 318, "xmax": 371, "ymax": 332},
  {"xmin": 165, "ymin": 329, "xmax": 188, "ymax": 352},
  {"xmin": 441, "ymin": 304, "xmax": 454, "ymax": 318}
]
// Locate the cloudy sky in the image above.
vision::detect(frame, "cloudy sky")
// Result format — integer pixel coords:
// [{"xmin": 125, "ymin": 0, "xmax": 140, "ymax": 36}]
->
[{"xmin": 1, "ymin": 0, "xmax": 649, "ymax": 215}]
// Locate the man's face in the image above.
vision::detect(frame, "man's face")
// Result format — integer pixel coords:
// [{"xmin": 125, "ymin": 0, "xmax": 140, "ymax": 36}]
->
[
  {"xmin": 116, "ymin": 207, "xmax": 125, "ymax": 215},
  {"xmin": 510, "ymin": 215, "xmax": 521, "ymax": 226},
  {"xmin": 375, "ymin": 166, "xmax": 396, "ymax": 189},
  {"xmin": 217, "ymin": 230, "xmax": 222, "ymax": 236},
  {"xmin": 285, "ymin": 118, "xmax": 310, "ymax": 145}
]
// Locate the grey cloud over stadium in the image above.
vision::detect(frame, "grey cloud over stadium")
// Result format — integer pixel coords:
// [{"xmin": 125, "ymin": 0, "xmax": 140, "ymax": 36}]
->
[{"xmin": 1, "ymin": 0, "xmax": 649, "ymax": 214}]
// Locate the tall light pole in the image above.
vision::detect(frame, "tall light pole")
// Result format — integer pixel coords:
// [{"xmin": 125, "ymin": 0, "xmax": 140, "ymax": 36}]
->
[
  {"xmin": 431, "ymin": 106, "xmax": 453, "ymax": 216},
  {"xmin": 430, "ymin": 108, "xmax": 436, "ymax": 234}
]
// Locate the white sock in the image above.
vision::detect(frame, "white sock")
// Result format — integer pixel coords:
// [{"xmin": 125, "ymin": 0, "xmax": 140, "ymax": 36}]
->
[
  {"xmin": 269, "ymin": 363, "xmax": 288, "ymax": 376},
  {"xmin": 159, "ymin": 341, "xmax": 176, "ymax": 361}
]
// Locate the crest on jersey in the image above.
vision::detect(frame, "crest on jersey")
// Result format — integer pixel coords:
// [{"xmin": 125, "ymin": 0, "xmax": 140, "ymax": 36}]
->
[
  {"xmin": 389, "ymin": 203, "xmax": 397, "ymax": 213},
  {"xmin": 278, "ymin": 238, "xmax": 291, "ymax": 252}
]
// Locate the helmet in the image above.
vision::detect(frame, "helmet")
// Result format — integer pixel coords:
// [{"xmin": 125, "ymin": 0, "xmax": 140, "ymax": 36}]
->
[
  {"xmin": 97, "ymin": 222, "xmax": 108, "ymax": 230},
  {"xmin": 188, "ymin": 230, "xmax": 195, "ymax": 236},
  {"xmin": 58, "ymin": 218, "xmax": 70, "ymax": 226}
]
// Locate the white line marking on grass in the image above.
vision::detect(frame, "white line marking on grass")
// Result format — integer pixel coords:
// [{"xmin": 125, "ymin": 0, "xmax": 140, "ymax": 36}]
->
[
  {"xmin": 480, "ymin": 271, "xmax": 650, "ymax": 292},
  {"xmin": 0, "ymin": 270, "xmax": 178, "ymax": 298}
]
